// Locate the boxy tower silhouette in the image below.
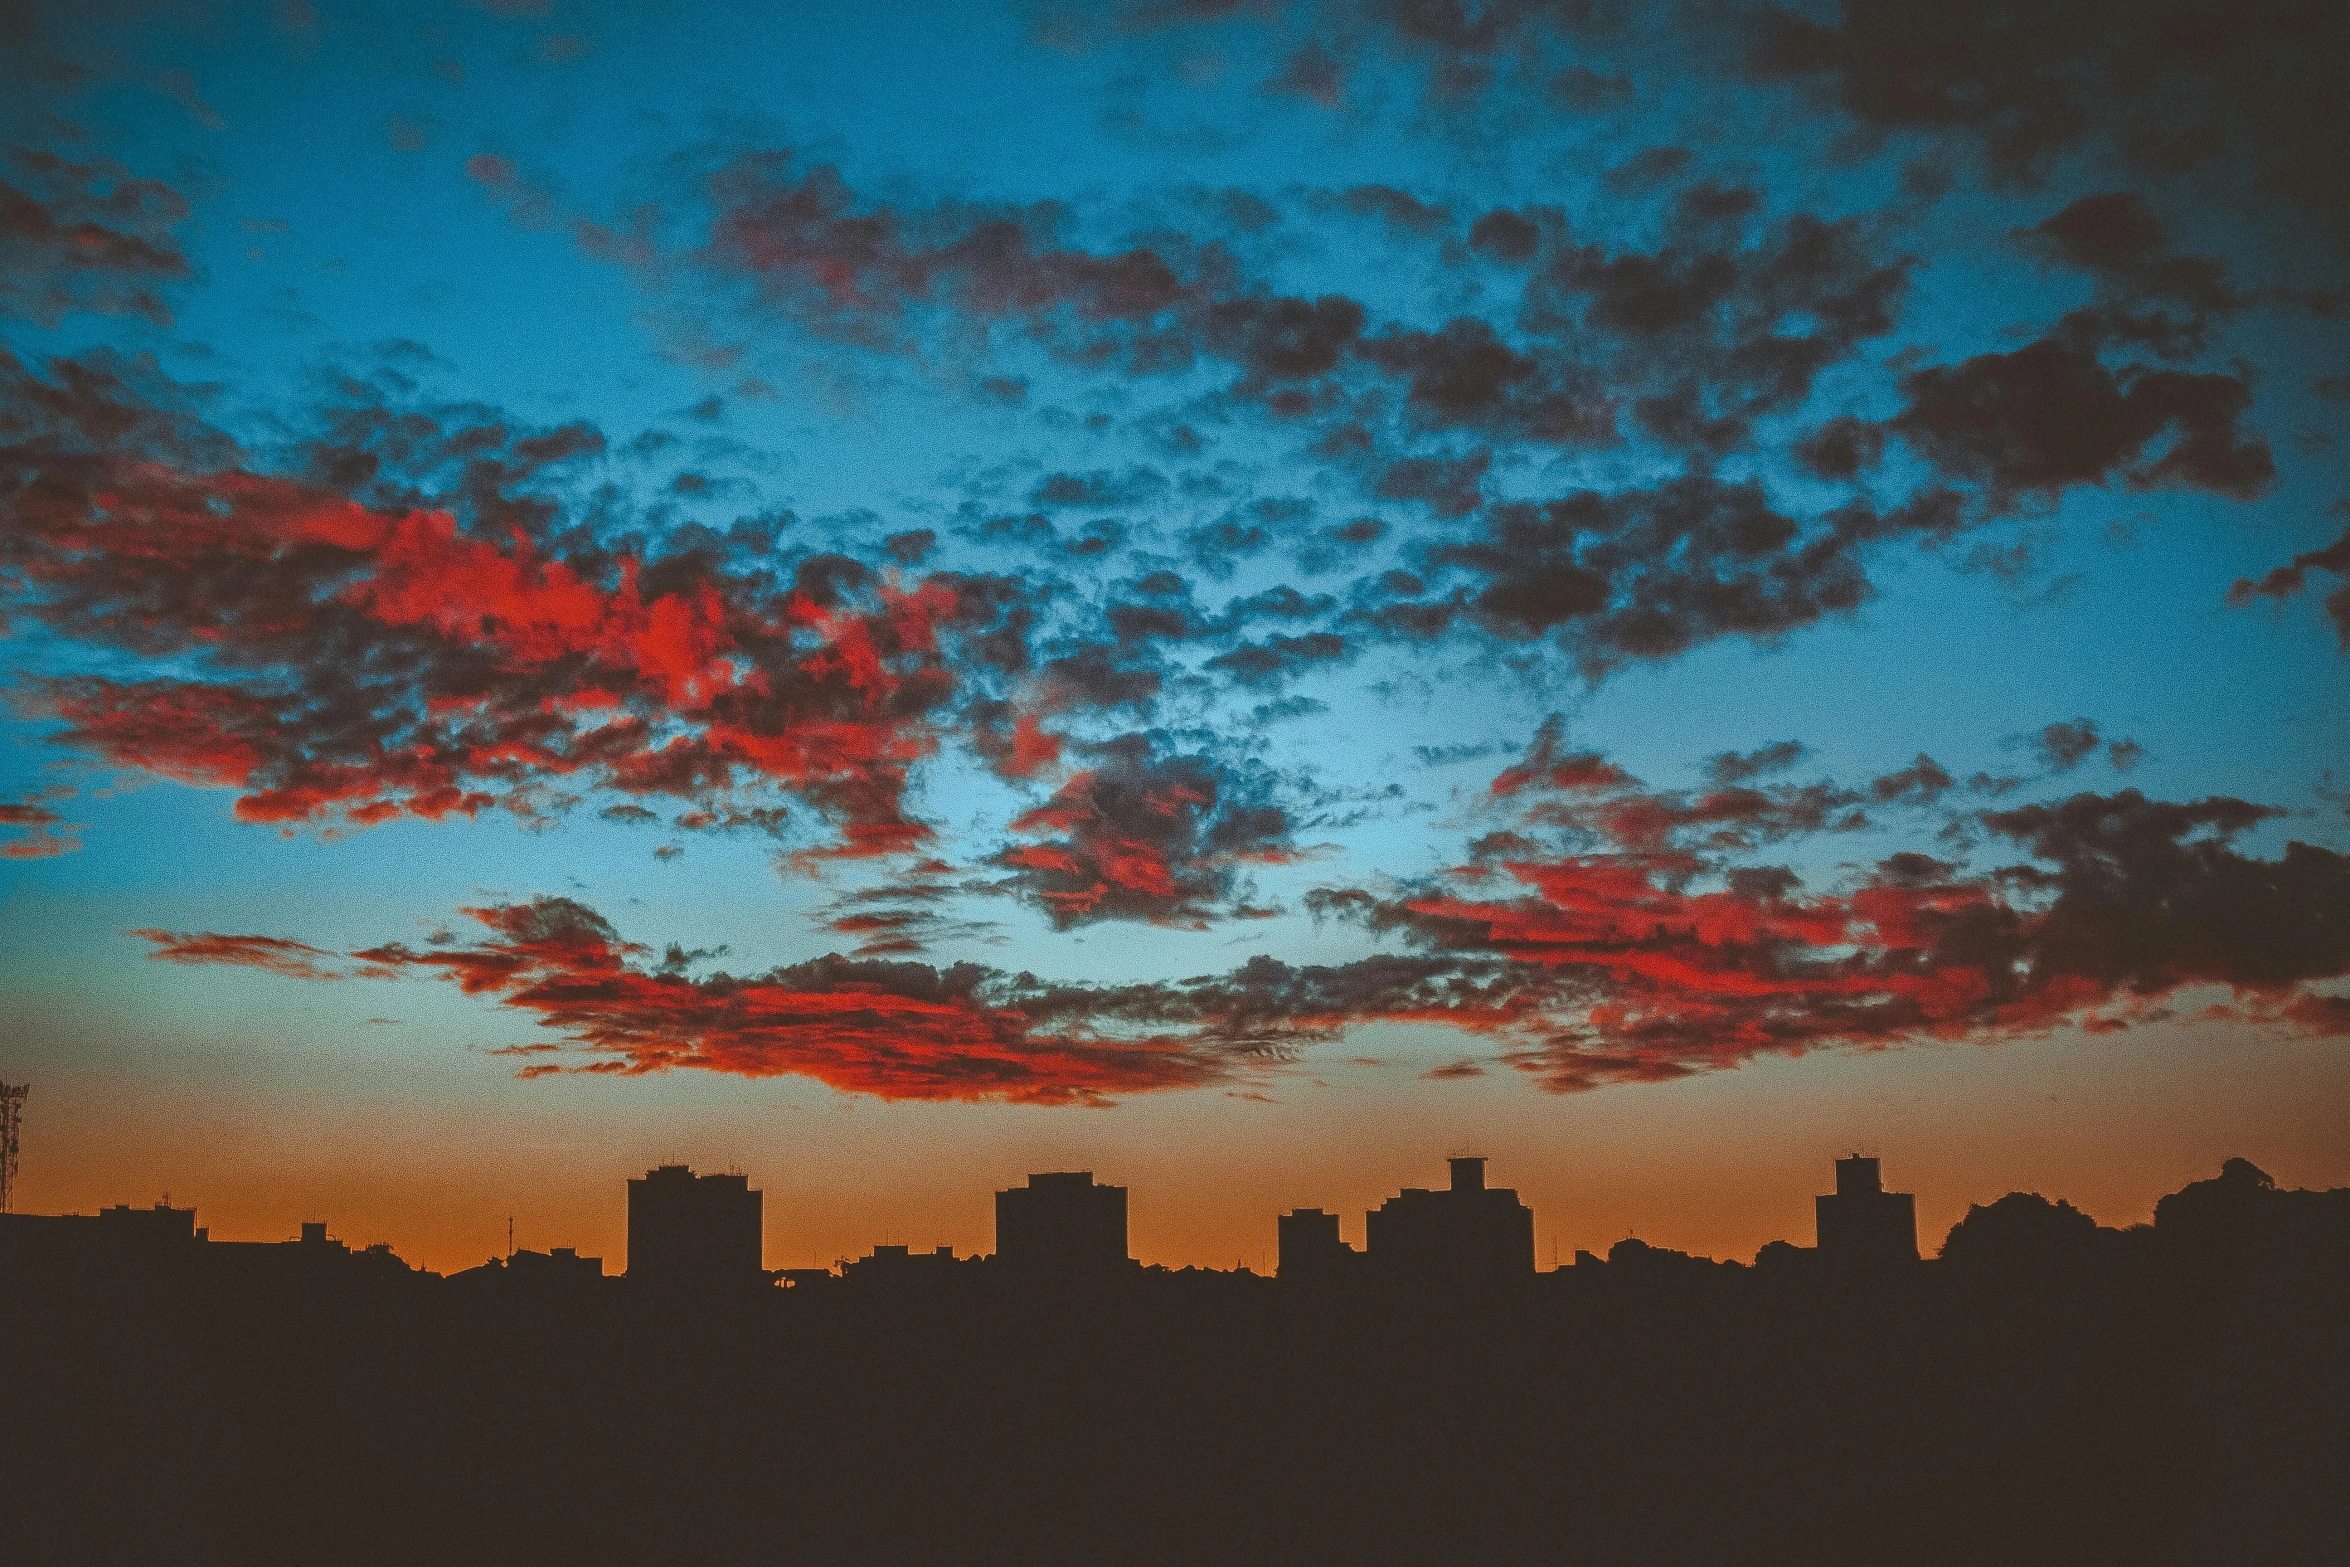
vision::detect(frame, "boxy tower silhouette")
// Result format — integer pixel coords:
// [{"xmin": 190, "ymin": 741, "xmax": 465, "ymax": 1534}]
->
[
  {"xmin": 1365, "ymin": 1157, "xmax": 1535, "ymax": 1285},
  {"xmin": 995, "ymin": 1171, "xmax": 1128, "ymax": 1280},
  {"xmin": 1277, "ymin": 1208, "xmax": 1357, "ymax": 1282},
  {"xmin": 1814, "ymin": 1155, "xmax": 1918, "ymax": 1264},
  {"xmin": 627, "ymin": 1165, "xmax": 763, "ymax": 1288}
]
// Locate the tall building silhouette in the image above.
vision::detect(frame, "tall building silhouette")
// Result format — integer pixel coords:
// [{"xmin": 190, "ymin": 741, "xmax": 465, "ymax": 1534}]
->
[
  {"xmin": 627, "ymin": 1165, "xmax": 764, "ymax": 1288},
  {"xmin": 1814, "ymin": 1155, "xmax": 1918, "ymax": 1264},
  {"xmin": 1365, "ymin": 1157, "xmax": 1535, "ymax": 1285},
  {"xmin": 1277, "ymin": 1207, "xmax": 1357, "ymax": 1282},
  {"xmin": 995, "ymin": 1171, "xmax": 1128, "ymax": 1280}
]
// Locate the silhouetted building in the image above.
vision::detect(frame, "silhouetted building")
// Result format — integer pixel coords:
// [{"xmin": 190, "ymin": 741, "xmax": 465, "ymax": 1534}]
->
[
  {"xmin": 535, "ymin": 1244, "xmax": 602, "ymax": 1278},
  {"xmin": 512, "ymin": 1245, "xmax": 604, "ymax": 1281},
  {"xmin": 1815, "ymin": 1155, "xmax": 1918, "ymax": 1265},
  {"xmin": 1276, "ymin": 1207, "xmax": 1358, "ymax": 1282},
  {"xmin": 204, "ymin": 1220, "xmax": 429, "ymax": 1287},
  {"xmin": 995, "ymin": 1171, "xmax": 1128, "ymax": 1280},
  {"xmin": 451, "ymin": 1245, "xmax": 604, "ymax": 1290},
  {"xmin": 103, "ymin": 1200, "xmax": 201, "ymax": 1244},
  {"xmin": 842, "ymin": 1243, "xmax": 968, "ymax": 1288},
  {"xmin": 0, "ymin": 1198, "xmax": 202, "ymax": 1274},
  {"xmin": 627, "ymin": 1164, "xmax": 764, "ymax": 1289},
  {"xmin": 1364, "ymin": 1157, "xmax": 1535, "ymax": 1286}
]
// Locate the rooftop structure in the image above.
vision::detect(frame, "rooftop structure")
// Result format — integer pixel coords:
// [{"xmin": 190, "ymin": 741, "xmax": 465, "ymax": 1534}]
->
[
  {"xmin": 995, "ymin": 1171, "xmax": 1128, "ymax": 1281},
  {"xmin": 1814, "ymin": 1155, "xmax": 1919, "ymax": 1265},
  {"xmin": 627, "ymin": 1165, "xmax": 765, "ymax": 1289},
  {"xmin": 1365, "ymin": 1157, "xmax": 1535, "ymax": 1286},
  {"xmin": 1276, "ymin": 1207, "xmax": 1358, "ymax": 1283}
]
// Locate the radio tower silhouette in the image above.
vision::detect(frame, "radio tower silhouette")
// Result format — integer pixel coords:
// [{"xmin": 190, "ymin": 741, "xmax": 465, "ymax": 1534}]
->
[{"xmin": 0, "ymin": 1081, "xmax": 25, "ymax": 1214}]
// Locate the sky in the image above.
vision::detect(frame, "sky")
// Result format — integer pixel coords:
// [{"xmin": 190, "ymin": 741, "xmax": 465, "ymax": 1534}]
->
[{"xmin": 2, "ymin": 0, "xmax": 2345, "ymax": 1276}]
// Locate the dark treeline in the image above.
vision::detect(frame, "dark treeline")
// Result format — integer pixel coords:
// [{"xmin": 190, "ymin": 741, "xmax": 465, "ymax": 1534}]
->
[{"xmin": 2, "ymin": 1159, "xmax": 2344, "ymax": 1566}]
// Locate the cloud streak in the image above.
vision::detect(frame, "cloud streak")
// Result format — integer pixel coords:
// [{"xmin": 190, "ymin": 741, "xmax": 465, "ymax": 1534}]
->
[
  {"xmin": 126, "ymin": 732, "xmax": 2350, "ymax": 1102},
  {"xmin": 1313, "ymin": 736, "xmax": 2350, "ymax": 1088}
]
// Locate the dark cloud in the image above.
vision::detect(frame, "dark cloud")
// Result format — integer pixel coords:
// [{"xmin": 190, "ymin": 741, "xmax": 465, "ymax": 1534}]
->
[
  {"xmin": 1203, "ymin": 630, "xmax": 1347, "ymax": 685},
  {"xmin": 1265, "ymin": 41, "xmax": 1344, "ymax": 106},
  {"xmin": 1357, "ymin": 318, "xmax": 1606, "ymax": 442},
  {"xmin": 1791, "ymin": 415, "xmax": 1884, "ymax": 481},
  {"xmin": 997, "ymin": 734, "xmax": 1298, "ymax": 927},
  {"xmin": 1976, "ymin": 790, "xmax": 2348, "ymax": 995},
  {"xmin": 1552, "ymin": 65, "xmax": 1634, "ymax": 111},
  {"xmin": 2018, "ymin": 192, "xmax": 2235, "ymax": 316},
  {"xmin": 1487, "ymin": 716, "xmax": 1874, "ymax": 851},
  {"xmin": 698, "ymin": 148, "xmax": 1211, "ymax": 370},
  {"xmin": 1031, "ymin": 466, "xmax": 1169, "ymax": 509},
  {"xmin": 678, "ymin": 140, "xmax": 1906, "ymax": 478},
  {"xmin": 1491, "ymin": 714, "xmax": 1631, "ymax": 797},
  {"xmin": 1707, "ymin": 740, "xmax": 1805, "ymax": 785},
  {"xmin": 1425, "ymin": 476, "xmax": 1884, "ymax": 675},
  {"xmin": 0, "ymin": 146, "xmax": 192, "ymax": 326},
  {"xmin": 1037, "ymin": 643, "xmax": 1163, "ymax": 711},
  {"xmin": 1889, "ymin": 313, "xmax": 2273, "ymax": 505},
  {"xmin": 1519, "ymin": 201, "xmax": 1910, "ymax": 452},
  {"xmin": 1870, "ymin": 754, "xmax": 1953, "ymax": 803},
  {"xmin": 1603, "ymin": 145, "xmax": 1694, "ymax": 196},
  {"xmin": 1326, "ymin": 184, "xmax": 1449, "ymax": 234},
  {"xmin": 2035, "ymin": 719, "xmax": 2102, "ymax": 772},
  {"xmin": 1468, "ymin": 208, "xmax": 1542, "ymax": 263},
  {"xmin": 1744, "ymin": 0, "xmax": 2350, "ymax": 246},
  {"xmin": 2226, "ymin": 519, "xmax": 2350, "ymax": 647},
  {"xmin": 1372, "ymin": 449, "xmax": 1490, "ymax": 517}
]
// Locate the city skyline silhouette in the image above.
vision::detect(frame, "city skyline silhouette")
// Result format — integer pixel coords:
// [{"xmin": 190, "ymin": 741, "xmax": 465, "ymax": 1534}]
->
[
  {"xmin": 6, "ymin": 1140, "xmax": 2344, "ymax": 1564},
  {"xmin": 5, "ymin": 1126, "xmax": 2332, "ymax": 1286}
]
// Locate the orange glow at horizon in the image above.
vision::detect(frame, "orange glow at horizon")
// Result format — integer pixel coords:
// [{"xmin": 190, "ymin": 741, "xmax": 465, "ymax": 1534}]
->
[{"xmin": 10, "ymin": 1015, "xmax": 2345, "ymax": 1279}]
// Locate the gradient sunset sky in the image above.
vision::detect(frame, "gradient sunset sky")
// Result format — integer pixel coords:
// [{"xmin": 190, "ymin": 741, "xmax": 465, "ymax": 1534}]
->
[{"xmin": 3, "ymin": 0, "xmax": 2345, "ymax": 1276}]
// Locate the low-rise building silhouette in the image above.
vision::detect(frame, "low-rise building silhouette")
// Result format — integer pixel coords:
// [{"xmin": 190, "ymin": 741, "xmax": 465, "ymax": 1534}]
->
[
  {"xmin": 449, "ymin": 1245, "xmax": 606, "ymax": 1290},
  {"xmin": 1815, "ymin": 1155, "xmax": 1918, "ymax": 1264},
  {"xmin": 0, "ymin": 1198, "xmax": 202, "ymax": 1273},
  {"xmin": 1276, "ymin": 1207, "xmax": 1359, "ymax": 1282},
  {"xmin": 842, "ymin": 1243, "xmax": 967, "ymax": 1288},
  {"xmin": 1365, "ymin": 1157, "xmax": 1535, "ymax": 1285},
  {"xmin": 995, "ymin": 1171, "xmax": 1128, "ymax": 1280},
  {"xmin": 627, "ymin": 1164, "xmax": 764, "ymax": 1289},
  {"xmin": 0, "ymin": 1202, "xmax": 430, "ymax": 1288}
]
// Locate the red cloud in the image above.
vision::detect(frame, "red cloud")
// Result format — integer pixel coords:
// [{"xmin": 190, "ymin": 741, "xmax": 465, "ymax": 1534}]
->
[
  {"xmin": 3, "ymin": 392, "xmax": 977, "ymax": 855},
  {"xmin": 0, "ymin": 792, "xmax": 81, "ymax": 858},
  {"xmin": 124, "ymin": 897, "xmax": 1570, "ymax": 1104},
  {"xmin": 1344, "ymin": 742, "xmax": 2350, "ymax": 1090},
  {"xmin": 339, "ymin": 898, "xmax": 1233, "ymax": 1105},
  {"xmin": 131, "ymin": 929, "xmax": 354, "ymax": 982},
  {"xmin": 997, "ymin": 739, "xmax": 1296, "ymax": 927}
]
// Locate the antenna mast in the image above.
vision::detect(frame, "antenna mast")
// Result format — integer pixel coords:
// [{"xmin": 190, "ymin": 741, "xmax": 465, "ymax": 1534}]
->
[{"xmin": 0, "ymin": 1081, "xmax": 26, "ymax": 1214}]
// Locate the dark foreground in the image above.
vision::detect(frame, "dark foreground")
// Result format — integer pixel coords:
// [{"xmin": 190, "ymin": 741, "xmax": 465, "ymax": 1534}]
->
[{"xmin": 3, "ymin": 1197, "xmax": 2344, "ymax": 1564}]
